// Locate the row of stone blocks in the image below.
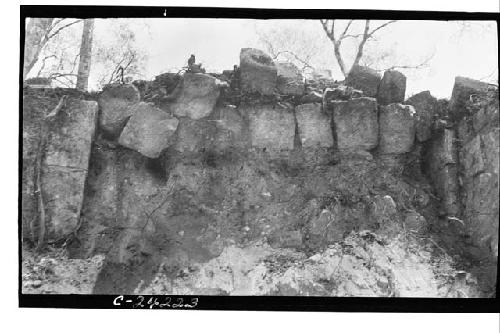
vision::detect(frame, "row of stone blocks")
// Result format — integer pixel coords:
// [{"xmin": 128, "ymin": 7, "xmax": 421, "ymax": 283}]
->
[{"xmin": 98, "ymin": 77, "xmax": 419, "ymax": 159}]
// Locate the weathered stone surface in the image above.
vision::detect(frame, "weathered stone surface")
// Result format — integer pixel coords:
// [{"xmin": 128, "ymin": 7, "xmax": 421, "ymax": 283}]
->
[
  {"xmin": 332, "ymin": 97, "xmax": 378, "ymax": 150},
  {"xmin": 295, "ymin": 103, "xmax": 333, "ymax": 148},
  {"xmin": 172, "ymin": 117, "xmax": 217, "ymax": 154},
  {"xmin": 377, "ymin": 70, "xmax": 406, "ymax": 105},
  {"xmin": 118, "ymin": 103, "xmax": 179, "ymax": 158},
  {"xmin": 276, "ymin": 62, "xmax": 304, "ymax": 95},
  {"xmin": 464, "ymin": 172, "xmax": 499, "ymax": 257},
  {"xmin": 247, "ymin": 104, "xmax": 295, "ymax": 150},
  {"xmin": 473, "ymin": 99, "xmax": 499, "ymax": 133},
  {"xmin": 43, "ymin": 99, "xmax": 98, "ymax": 242},
  {"xmin": 405, "ymin": 91, "xmax": 439, "ymax": 142},
  {"xmin": 481, "ymin": 128, "xmax": 499, "ymax": 175},
  {"xmin": 240, "ymin": 48, "xmax": 277, "ymax": 95},
  {"xmin": 98, "ymin": 84, "xmax": 141, "ymax": 137},
  {"xmin": 169, "ymin": 73, "xmax": 220, "ymax": 120},
  {"xmin": 346, "ymin": 65, "xmax": 382, "ymax": 97},
  {"xmin": 462, "ymin": 135, "xmax": 484, "ymax": 177},
  {"xmin": 449, "ymin": 76, "xmax": 490, "ymax": 120},
  {"xmin": 212, "ymin": 106, "xmax": 248, "ymax": 150},
  {"xmin": 379, "ymin": 103, "xmax": 416, "ymax": 154},
  {"xmin": 424, "ymin": 128, "xmax": 460, "ymax": 216}
]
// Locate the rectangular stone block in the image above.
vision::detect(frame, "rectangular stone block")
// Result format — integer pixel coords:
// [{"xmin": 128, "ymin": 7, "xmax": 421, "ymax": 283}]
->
[
  {"xmin": 379, "ymin": 103, "xmax": 416, "ymax": 154},
  {"xmin": 332, "ymin": 97, "xmax": 378, "ymax": 150},
  {"xmin": 247, "ymin": 104, "xmax": 295, "ymax": 150},
  {"xmin": 377, "ymin": 70, "xmax": 406, "ymax": 105},
  {"xmin": 295, "ymin": 103, "xmax": 334, "ymax": 148},
  {"xmin": 449, "ymin": 76, "xmax": 489, "ymax": 121},
  {"xmin": 172, "ymin": 117, "xmax": 217, "ymax": 154},
  {"xmin": 40, "ymin": 98, "xmax": 98, "ymax": 242}
]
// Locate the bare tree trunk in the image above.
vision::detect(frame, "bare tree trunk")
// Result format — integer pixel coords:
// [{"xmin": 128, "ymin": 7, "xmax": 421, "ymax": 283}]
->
[
  {"xmin": 76, "ymin": 19, "xmax": 95, "ymax": 91},
  {"xmin": 23, "ymin": 18, "xmax": 54, "ymax": 80}
]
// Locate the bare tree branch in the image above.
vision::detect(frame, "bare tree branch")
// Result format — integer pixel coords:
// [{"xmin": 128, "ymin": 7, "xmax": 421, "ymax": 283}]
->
[
  {"xmin": 367, "ymin": 20, "xmax": 397, "ymax": 38},
  {"xmin": 36, "ymin": 54, "xmax": 57, "ymax": 76},
  {"xmin": 47, "ymin": 19, "xmax": 83, "ymax": 41}
]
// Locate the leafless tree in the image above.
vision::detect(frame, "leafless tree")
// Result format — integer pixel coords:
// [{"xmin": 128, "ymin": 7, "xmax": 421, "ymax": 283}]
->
[
  {"xmin": 319, "ymin": 19, "xmax": 398, "ymax": 77},
  {"xmin": 23, "ymin": 18, "xmax": 83, "ymax": 80}
]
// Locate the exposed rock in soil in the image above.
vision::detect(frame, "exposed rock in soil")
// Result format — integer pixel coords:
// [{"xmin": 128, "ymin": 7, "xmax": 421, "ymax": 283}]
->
[{"xmin": 138, "ymin": 233, "xmax": 481, "ymax": 297}]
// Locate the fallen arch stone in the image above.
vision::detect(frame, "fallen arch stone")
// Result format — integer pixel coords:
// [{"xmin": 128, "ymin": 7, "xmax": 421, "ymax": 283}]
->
[
  {"xmin": 240, "ymin": 48, "xmax": 277, "ymax": 95},
  {"xmin": 98, "ymin": 84, "xmax": 141, "ymax": 138},
  {"xmin": 332, "ymin": 97, "xmax": 378, "ymax": 151},
  {"xmin": 295, "ymin": 103, "xmax": 334, "ymax": 148},
  {"xmin": 379, "ymin": 103, "xmax": 416, "ymax": 154},
  {"xmin": 118, "ymin": 102, "xmax": 179, "ymax": 158},
  {"xmin": 169, "ymin": 73, "xmax": 220, "ymax": 120}
]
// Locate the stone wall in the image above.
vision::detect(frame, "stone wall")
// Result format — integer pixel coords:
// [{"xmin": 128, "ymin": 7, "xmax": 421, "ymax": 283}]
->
[
  {"xmin": 457, "ymin": 86, "xmax": 499, "ymax": 259},
  {"xmin": 424, "ymin": 77, "xmax": 499, "ymax": 260},
  {"xmin": 22, "ymin": 48, "xmax": 498, "ymax": 295}
]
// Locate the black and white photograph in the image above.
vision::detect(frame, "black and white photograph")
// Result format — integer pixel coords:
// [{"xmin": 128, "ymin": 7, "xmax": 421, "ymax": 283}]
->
[{"xmin": 16, "ymin": 3, "xmax": 499, "ymax": 314}]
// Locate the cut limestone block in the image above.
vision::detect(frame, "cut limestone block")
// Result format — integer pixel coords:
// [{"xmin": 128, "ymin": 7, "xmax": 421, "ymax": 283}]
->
[
  {"xmin": 379, "ymin": 103, "xmax": 416, "ymax": 154},
  {"xmin": 295, "ymin": 103, "xmax": 334, "ymax": 148},
  {"xmin": 169, "ymin": 73, "xmax": 220, "ymax": 120},
  {"xmin": 332, "ymin": 97, "xmax": 378, "ymax": 150},
  {"xmin": 118, "ymin": 102, "xmax": 179, "ymax": 158},
  {"xmin": 346, "ymin": 65, "xmax": 382, "ymax": 97},
  {"xmin": 405, "ymin": 90, "xmax": 439, "ymax": 142},
  {"xmin": 276, "ymin": 62, "xmax": 305, "ymax": 96},
  {"xmin": 449, "ymin": 76, "xmax": 490, "ymax": 120},
  {"xmin": 172, "ymin": 117, "xmax": 217, "ymax": 154},
  {"xmin": 377, "ymin": 70, "xmax": 406, "ymax": 105},
  {"xmin": 212, "ymin": 106, "xmax": 248, "ymax": 150},
  {"xmin": 42, "ymin": 98, "xmax": 98, "ymax": 242},
  {"xmin": 247, "ymin": 104, "xmax": 295, "ymax": 150},
  {"xmin": 98, "ymin": 84, "xmax": 141, "ymax": 138},
  {"xmin": 240, "ymin": 48, "xmax": 277, "ymax": 95}
]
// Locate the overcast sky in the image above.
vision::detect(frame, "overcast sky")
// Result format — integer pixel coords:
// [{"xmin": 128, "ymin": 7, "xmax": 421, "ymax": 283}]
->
[{"xmin": 91, "ymin": 18, "xmax": 497, "ymax": 98}]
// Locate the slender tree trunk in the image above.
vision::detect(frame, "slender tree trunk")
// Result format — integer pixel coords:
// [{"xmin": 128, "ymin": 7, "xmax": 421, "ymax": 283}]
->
[
  {"xmin": 23, "ymin": 18, "xmax": 54, "ymax": 80},
  {"xmin": 76, "ymin": 19, "xmax": 95, "ymax": 91}
]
